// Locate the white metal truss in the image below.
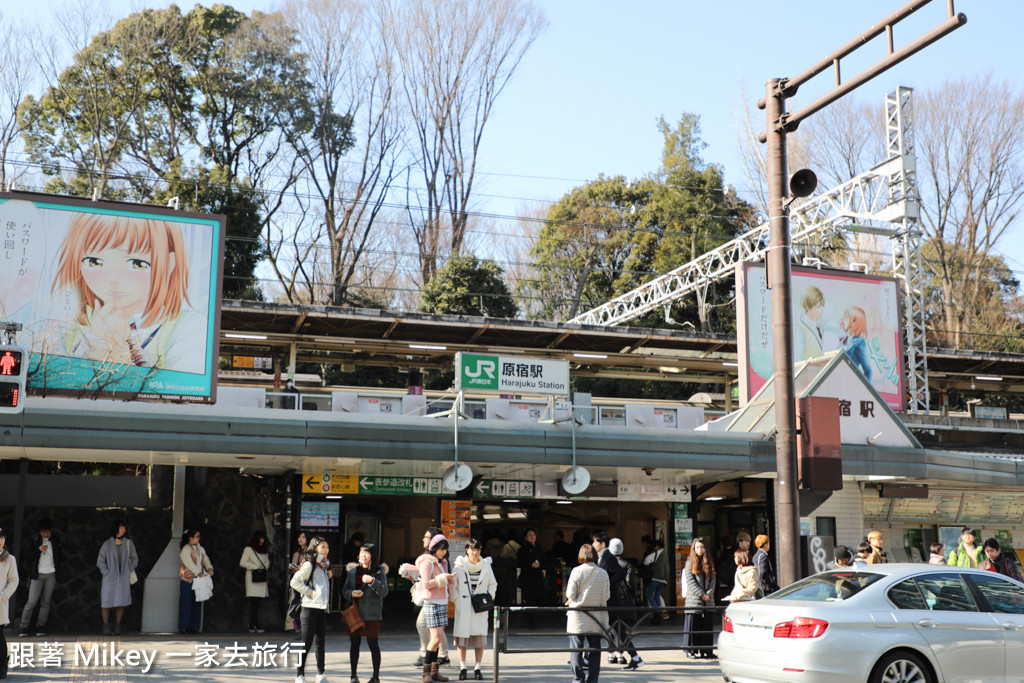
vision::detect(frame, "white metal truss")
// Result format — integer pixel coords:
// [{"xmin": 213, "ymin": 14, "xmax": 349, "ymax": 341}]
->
[
  {"xmin": 569, "ymin": 155, "xmax": 910, "ymax": 327},
  {"xmin": 886, "ymin": 87, "xmax": 929, "ymax": 414},
  {"xmin": 571, "ymin": 89, "xmax": 929, "ymax": 413}
]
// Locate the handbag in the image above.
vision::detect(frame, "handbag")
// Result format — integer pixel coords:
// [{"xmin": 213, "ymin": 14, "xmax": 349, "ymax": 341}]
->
[
  {"xmin": 464, "ymin": 574, "xmax": 493, "ymax": 613},
  {"xmin": 250, "ymin": 550, "xmax": 268, "ymax": 583},
  {"xmin": 342, "ymin": 601, "xmax": 365, "ymax": 633},
  {"xmin": 128, "ymin": 542, "xmax": 138, "ymax": 584}
]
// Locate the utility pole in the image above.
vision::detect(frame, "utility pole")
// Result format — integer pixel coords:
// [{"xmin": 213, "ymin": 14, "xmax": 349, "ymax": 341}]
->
[{"xmin": 760, "ymin": 0, "xmax": 966, "ymax": 588}]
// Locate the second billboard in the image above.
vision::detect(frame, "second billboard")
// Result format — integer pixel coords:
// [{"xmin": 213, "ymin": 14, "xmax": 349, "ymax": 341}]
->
[{"xmin": 736, "ymin": 263, "xmax": 905, "ymax": 411}]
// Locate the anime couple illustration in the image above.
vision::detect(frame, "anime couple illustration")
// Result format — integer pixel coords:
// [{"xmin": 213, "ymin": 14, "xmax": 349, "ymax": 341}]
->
[
  {"xmin": 49, "ymin": 213, "xmax": 206, "ymax": 374},
  {"xmin": 798, "ymin": 286, "xmax": 872, "ymax": 380}
]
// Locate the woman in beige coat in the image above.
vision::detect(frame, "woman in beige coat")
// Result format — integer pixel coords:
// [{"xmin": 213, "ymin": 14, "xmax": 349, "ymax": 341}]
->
[
  {"xmin": 729, "ymin": 549, "xmax": 760, "ymax": 603},
  {"xmin": 565, "ymin": 544, "xmax": 609, "ymax": 683},
  {"xmin": 239, "ymin": 531, "xmax": 270, "ymax": 632},
  {"xmin": 0, "ymin": 528, "xmax": 19, "ymax": 680}
]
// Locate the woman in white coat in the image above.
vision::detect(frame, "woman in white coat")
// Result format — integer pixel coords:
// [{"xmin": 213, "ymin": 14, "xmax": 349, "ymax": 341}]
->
[
  {"xmin": 0, "ymin": 528, "xmax": 20, "ymax": 680},
  {"xmin": 178, "ymin": 529, "xmax": 214, "ymax": 633},
  {"xmin": 451, "ymin": 539, "xmax": 497, "ymax": 680},
  {"xmin": 565, "ymin": 544, "xmax": 609, "ymax": 683},
  {"xmin": 239, "ymin": 531, "xmax": 269, "ymax": 632}
]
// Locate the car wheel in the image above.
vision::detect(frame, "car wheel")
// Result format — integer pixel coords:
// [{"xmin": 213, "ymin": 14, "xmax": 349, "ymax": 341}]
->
[{"xmin": 870, "ymin": 650, "xmax": 933, "ymax": 683}]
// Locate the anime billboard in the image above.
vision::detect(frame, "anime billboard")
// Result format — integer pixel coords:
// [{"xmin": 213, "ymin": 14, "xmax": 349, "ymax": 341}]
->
[
  {"xmin": 0, "ymin": 192, "xmax": 224, "ymax": 402},
  {"xmin": 736, "ymin": 262, "xmax": 905, "ymax": 411}
]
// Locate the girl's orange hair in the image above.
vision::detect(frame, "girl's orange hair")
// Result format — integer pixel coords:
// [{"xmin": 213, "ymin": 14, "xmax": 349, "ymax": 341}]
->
[
  {"xmin": 52, "ymin": 213, "xmax": 191, "ymax": 328},
  {"xmin": 841, "ymin": 306, "xmax": 867, "ymax": 339}
]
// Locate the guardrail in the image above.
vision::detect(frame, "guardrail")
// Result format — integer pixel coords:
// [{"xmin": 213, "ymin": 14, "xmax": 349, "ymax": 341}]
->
[{"xmin": 489, "ymin": 604, "xmax": 725, "ymax": 682}]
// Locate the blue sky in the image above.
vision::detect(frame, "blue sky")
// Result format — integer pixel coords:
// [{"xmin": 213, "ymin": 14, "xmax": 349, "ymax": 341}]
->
[{"xmin": 12, "ymin": 1, "xmax": 1023, "ymax": 271}]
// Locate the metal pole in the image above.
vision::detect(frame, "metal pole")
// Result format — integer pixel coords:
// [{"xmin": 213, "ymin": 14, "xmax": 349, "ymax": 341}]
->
[
  {"xmin": 492, "ymin": 607, "xmax": 501, "ymax": 683},
  {"xmin": 765, "ymin": 79, "xmax": 801, "ymax": 588}
]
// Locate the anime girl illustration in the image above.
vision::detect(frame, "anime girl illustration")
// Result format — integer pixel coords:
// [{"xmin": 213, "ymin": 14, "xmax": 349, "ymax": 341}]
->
[
  {"xmin": 839, "ymin": 305, "xmax": 872, "ymax": 381},
  {"xmin": 50, "ymin": 213, "xmax": 206, "ymax": 374}
]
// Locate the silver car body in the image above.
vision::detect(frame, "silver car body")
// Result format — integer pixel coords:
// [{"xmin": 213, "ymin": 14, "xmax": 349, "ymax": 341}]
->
[{"xmin": 718, "ymin": 563, "xmax": 1024, "ymax": 683}]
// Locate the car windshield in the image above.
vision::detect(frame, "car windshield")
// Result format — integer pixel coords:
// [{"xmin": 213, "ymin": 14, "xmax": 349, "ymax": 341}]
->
[{"xmin": 767, "ymin": 571, "xmax": 884, "ymax": 602}]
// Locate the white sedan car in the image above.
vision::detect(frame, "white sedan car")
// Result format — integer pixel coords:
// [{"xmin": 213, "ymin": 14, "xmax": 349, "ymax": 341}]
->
[{"xmin": 718, "ymin": 563, "xmax": 1024, "ymax": 683}]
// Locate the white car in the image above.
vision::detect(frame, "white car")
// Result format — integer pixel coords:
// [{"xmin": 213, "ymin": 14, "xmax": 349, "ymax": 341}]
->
[{"xmin": 718, "ymin": 563, "xmax": 1024, "ymax": 683}]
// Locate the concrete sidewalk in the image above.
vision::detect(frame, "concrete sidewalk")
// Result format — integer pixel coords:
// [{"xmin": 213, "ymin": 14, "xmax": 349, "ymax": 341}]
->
[{"xmin": 5, "ymin": 628, "xmax": 724, "ymax": 682}]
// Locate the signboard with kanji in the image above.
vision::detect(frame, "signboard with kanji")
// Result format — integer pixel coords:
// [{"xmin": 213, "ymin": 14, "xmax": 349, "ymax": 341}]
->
[
  {"xmin": 357, "ymin": 476, "xmax": 443, "ymax": 496},
  {"xmin": 455, "ymin": 352, "xmax": 569, "ymax": 396}
]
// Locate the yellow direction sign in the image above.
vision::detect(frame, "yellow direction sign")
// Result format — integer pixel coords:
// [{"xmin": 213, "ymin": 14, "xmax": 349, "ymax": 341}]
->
[{"xmin": 302, "ymin": 473, "xmax": 358, "ymax": 495}]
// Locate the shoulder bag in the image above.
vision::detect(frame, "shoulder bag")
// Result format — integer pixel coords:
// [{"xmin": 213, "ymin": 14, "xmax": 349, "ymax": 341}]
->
[
  {"xmin": 128, "ymin": 540, "xmax": 138, "ymax": 585},
  {"xmin": 250, "ymin": 550, "xmax": 268, "ymax": 583},
  {"xmin": 464, "ymin": 573, "xmax": 494, "ymax": 613},
  {"xmin": 565, "ymin": 567, "xmax": 598, "ymax": 607},
  {"xmin": 342, "ymin": 596, "xmax": 366, "ymax": 633}
]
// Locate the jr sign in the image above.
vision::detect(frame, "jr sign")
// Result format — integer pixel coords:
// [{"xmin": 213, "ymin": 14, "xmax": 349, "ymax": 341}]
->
[{"xmin": 455, "ymin": 352, "xmax": 570, "ymax": 396}]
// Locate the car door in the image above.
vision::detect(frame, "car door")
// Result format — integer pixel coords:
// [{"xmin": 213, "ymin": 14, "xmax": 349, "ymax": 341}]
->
[
  {"xmin": 967, "ymin": 573, "xmax": 1024, "ymax": 677},
  {"xmin": 889, "ymin": 572, "xmax": 1005, "ymax": 682}
]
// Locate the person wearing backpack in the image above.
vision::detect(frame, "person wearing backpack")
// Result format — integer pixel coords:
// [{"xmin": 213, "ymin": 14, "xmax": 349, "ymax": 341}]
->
[
  {"xmin": 289, "ymin": 536, "xmax": 334, "ymax": 683},
  {"xmin": 609, "ymin": 539, "xmax": 644, "ymax": 671},
  {"xmin": 642, "ymin": 539, "xmax": 671, "ymax": 620}
]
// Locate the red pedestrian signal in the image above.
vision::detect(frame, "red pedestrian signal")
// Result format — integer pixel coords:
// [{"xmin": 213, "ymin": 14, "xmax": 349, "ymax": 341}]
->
[{"xmin": 0, "ymin": 345, "xmax": 26, "ymax": 413}]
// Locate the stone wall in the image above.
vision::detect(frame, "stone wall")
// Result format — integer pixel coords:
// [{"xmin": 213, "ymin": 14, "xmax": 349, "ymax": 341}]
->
[{"xmin": 1, "ymin": 467, "xmax": 291, "ymax": 634}]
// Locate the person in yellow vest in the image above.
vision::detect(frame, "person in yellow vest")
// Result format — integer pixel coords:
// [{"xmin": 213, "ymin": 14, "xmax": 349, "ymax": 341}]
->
[{"xmin": 947, "ymin": 527, "xmax": 985, "ymax": 568}]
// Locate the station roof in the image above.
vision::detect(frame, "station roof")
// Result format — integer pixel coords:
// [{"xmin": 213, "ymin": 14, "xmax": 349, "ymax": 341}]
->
[
  {"xmin": 219, "ymin": 300, "xmax": 739, "ymax": 385},
  {"xmin": 219, "ymin": 300, "xmax": 1024, "ymax": 398}
]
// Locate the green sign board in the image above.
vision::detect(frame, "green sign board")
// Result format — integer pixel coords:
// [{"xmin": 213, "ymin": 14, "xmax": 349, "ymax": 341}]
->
[
  {"xmin": 457, "ymin": 353, "xmax": 500, "ymax": 392},
  {"xmin": 358, "ymin": 476, "xmax": 443, "ymax": 496},
  {"xmin": 473, "ymin": 479, "xmax": 536, "ymax": 499},
  {"xmin": 455, "ymin": 352, "xmax": 570, "ymax": 395}
]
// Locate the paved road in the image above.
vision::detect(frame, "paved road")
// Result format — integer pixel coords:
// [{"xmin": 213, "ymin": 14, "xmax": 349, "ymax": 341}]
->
[{"xmin": 5, "ymin": 628, "xmax": 724, "ymax": 682}]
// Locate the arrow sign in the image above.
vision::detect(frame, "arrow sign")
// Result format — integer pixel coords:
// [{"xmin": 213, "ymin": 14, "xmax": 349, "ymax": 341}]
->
[
  {"xmin": 360, "ymin": 477, "xmax": 373, "ymax": 489},
  {"xmin": 475, "ymin": 480, "xmax": 490, "ymax": 497},
  {"xmin": 302, "ymin": 473, "xmax": 357, "ymax": 495}
]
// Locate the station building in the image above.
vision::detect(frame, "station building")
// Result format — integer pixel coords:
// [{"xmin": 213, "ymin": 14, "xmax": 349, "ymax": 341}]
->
[{"xmin": 4, "ymin": 304, "xmax": 1024, "ymax": 633}]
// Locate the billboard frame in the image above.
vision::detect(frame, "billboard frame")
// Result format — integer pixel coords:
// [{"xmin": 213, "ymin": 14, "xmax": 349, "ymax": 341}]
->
[
  {"xmin": 736, "ymin": 261, "xmax": 906, "ymax": 411},
  {"xmin": 0, "ymin": 190, "xmax": 225, "ymax": 403}
]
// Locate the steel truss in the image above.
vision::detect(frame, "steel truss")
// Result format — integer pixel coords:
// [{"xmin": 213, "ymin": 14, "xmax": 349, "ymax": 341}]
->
[{"xmin": 571, "ymin": 88, "xmax": 928, "ymax": 412}]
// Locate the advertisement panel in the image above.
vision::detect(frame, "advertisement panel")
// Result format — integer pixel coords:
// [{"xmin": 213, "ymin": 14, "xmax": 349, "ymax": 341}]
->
[
  {"xmin": 455, "ymin": 352, "xmax": 569, "ymax": 395},
  {"xmin": 736, "ymin": 263, "xmax": 904, "ymax": 410},
  {"xmin": 0, "ymin": 192, "xmax": 224, "ymax": 402}
]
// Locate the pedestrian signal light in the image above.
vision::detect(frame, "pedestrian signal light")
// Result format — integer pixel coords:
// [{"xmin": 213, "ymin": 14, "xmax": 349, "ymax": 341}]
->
[{"xmin": 0, "ymin": 345, "xmax": 26, "ymax": 413}]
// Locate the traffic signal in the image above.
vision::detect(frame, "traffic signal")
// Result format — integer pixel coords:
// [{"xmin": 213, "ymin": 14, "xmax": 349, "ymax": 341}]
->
[{"xmin": 0, "ymin": 345, "xmax": 26, "ymax": 413}]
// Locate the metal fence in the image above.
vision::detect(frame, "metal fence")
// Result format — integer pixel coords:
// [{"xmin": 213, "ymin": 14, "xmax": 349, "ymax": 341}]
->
[{"xmin": 489, "ymin": 604, "xmax": 725, "ymax": 682}]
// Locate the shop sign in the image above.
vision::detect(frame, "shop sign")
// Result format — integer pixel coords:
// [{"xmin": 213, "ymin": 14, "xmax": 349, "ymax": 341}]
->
[
  {"xmin": 474, "ymin": 479, "xmax": 536, "ymax": 499},
  {"xmin": 358, "ymin": 476, "xmax": 443, "ymax": 496},
  {"xmin": 302, "ymin": 473, "xmax": 358, "ymax": 495},
  {"xmin": 618, "ymin": 483, "xmax": 691, "ymax": 502},
  {"xmin": 455, "ymin": 352, "xmax": 569, "ymax": 396}
]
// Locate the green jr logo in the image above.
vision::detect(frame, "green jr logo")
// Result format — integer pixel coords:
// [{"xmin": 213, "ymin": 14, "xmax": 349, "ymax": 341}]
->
[{"xmin": 460, "ymin": 354, "xmax": 499, "ymax": 390}]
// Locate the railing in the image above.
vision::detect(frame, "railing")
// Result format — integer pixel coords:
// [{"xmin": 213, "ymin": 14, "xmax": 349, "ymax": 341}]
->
[{"xmin": 489, "ymin": 604, "xmax": 725, "ymax": 682}]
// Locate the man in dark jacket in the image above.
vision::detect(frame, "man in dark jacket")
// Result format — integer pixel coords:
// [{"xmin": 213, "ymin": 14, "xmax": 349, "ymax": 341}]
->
[
  {"xmin": 517, "ymin": 529, "xmax": 546, "ymax": 627},
  {"xmin": 19, "ymin": 518, "xmax": 62, "ymax": 636},
  {"xmin": 593, "ymin": 532, "xmax": 626, "ymax": 664},
  {"xmin": 981, "ymin": 538, "xmax": 1023, "ymax": 581},
  {"xmin": 609, "ymin": 538, "xmax": 645, "ymax": 670}
]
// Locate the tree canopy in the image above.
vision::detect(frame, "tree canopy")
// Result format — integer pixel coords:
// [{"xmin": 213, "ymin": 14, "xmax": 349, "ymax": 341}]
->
[
  {"xmin": 419, "ymin": 254, "xmax": 518, "ymax": 318},
  {"xmin": 521, "ymin": 114, "xmax": 757, "ymax": 329}
]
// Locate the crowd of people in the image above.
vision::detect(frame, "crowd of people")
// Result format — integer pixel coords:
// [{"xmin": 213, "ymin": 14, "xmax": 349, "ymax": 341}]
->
[{"xmin": 2, "ymin": 520, "xmax": 1023, "ymax": 683}]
